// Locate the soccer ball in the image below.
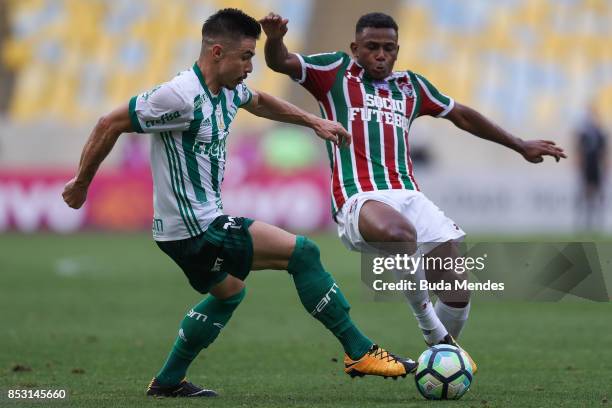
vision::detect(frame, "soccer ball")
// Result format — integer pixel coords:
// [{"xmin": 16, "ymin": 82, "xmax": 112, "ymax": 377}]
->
[{"xmin": 414, "ymin": 344, "xmax": 473, "ymax": 400}]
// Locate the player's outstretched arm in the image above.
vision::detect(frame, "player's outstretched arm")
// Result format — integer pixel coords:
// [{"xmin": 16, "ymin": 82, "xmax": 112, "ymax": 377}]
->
[
  {"xmin": 445, "ymin": 102, "xmax": 567, "ymax": 163},
  {"xmin": 260, "ymin": 12, "xmax": 302, "ymax": 79},
  {"xmin": 62, "ymin": 104, "xmax": 133, "ymax": 209},
  {"xmin": 242, "ymin": 89, "xmax": 351, "ymax": 147}
]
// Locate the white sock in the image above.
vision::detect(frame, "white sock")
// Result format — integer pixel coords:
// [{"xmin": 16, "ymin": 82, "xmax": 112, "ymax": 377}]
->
[
  {"xmin": 434, "ymin": 300, "xmax": 471, "ymax": 339},
  {"xmin": 394, "ymin": 256, "xmax": 448, "ymax": 345},
  {"xmin": 408, "ymin": 296, "xmax": 449, "ymax": 345}
]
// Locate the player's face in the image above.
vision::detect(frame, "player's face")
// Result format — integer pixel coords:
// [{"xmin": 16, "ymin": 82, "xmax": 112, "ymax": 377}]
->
[
  {"xmin": 351, "ymin": 27, "xmax": 399, "ymax": 80},
  {"xmin": 218, "ymin": 37, "xmax": 256, "ymax": 89}
]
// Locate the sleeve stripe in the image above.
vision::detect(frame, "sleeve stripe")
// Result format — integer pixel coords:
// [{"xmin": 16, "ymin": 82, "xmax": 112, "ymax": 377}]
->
[
  {"xmin": 436, "ymin": 98, "xmax": 455, "ymax": 117},
  {"xmin": 294, "ymin": 53, "xmax": 345, "ymax": 84},
  {"xmin": 304, "ymin": 57, "xmax": 344, "ymax": 71},
  {"xmin": 128, "ymin": 96, "xmax": 144, "ymax": 133},
  {"xmin": 243, "ymin": 88, "xmax": 253, "ymax": 106},
  {"xmin": 305, "ymin": 52, "xmax": 339, "ymax": 58},
  {"xmin": 415, "ymin": 77, "xmax": 454, "ymax": 117},
  {"xmin": 294, "ymin": 53, "xmax": 307, "ymax": 84}
]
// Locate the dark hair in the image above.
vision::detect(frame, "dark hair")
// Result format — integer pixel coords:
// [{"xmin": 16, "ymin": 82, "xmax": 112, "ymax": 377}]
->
[
  {"xmin": 202, "ymin": 8, "xmax": 261, "ymax": 41},
  {"xmin": 356, "ymin": 12, "xmax": 398, "ymax": 34}
]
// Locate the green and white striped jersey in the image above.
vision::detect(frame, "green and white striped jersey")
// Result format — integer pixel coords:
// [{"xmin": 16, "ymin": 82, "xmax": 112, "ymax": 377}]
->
[{"xmin": 129, "ymin": 62, "xmax": 252, "ymax": 241}]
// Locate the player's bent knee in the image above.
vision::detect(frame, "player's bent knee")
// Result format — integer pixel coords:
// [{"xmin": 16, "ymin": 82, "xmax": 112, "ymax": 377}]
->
[
  {"xmin": 287, "ymin": 236, "xmax": 323, "ymax": 276},
  {"xmin": 391, "ymin": 225, "xmax": 417, "ymax": 243},
  {"xmin": 380, "ymin": 222, "xmax": 417, "ymax": 245},
  {"xmin": 215, "ymin": 286, "xmax": 247, "ymax": 307},
  {"xmin": 210, "ymin": 275, "xmax": 246, "ymax": 300},
  {"xmin": 208, "ymin": 287, "xmax": 247, "ymax": 313},
  {"xmin": 299, "ymin": 236, "xmax": 321, "ymax": 260}
]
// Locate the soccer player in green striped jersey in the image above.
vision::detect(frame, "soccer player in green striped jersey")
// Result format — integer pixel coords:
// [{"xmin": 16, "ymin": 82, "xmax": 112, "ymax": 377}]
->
[
  {"xmin": 262, "ymin": 11, "xmax": 567, "ymax": 372},
  {"xmin": 62, "ymin": 9, "xmax": 417, "ymax": 398}
]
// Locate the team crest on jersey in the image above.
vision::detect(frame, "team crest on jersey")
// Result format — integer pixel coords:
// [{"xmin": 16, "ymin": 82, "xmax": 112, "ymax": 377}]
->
[
  {"xmin": 399, "ymin": 82, "xmax": 415, "ymax": 98},
  {"xmin": 215, "ymin": 105, "xmax": 226, "ymax": 130}
]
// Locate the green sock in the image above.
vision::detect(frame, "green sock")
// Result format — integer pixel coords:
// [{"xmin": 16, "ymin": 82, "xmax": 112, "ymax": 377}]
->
[
  {"xmin": 287, "ymin": 236, "xmax": 373, "ymax": 360},
  {"xmin": 156, "ymin": 288, "xmax": 246, "ymax": 386}
]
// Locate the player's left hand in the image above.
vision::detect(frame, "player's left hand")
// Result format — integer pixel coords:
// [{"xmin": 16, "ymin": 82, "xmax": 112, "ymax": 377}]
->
[
  {"xmin": 62, "ymin": 177, "xmax": 89, "ymax": 209},
  {"xmin": 312, "ymin": 118, "xmax": 352, "ymax": 147},
  {"xmin": 519, "ymin": 140, "xmax": 567, "ymax": 163}
]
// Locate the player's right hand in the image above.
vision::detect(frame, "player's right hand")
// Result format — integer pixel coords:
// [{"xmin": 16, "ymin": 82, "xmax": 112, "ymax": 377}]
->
[
  {"xmin": 259, "ymin": 12, "xmax": 289, "ymax": 39},
  {"xmin": 62, "ymin": 177, "xmax": 88, "ymax": 209},
  {"xmin": 312, "ymin": 118, "xmax": 352, "ymax": 147}
]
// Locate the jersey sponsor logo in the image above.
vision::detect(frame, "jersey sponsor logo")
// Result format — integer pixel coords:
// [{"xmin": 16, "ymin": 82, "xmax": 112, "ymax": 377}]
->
[
  {"xmin": 349, "ymin": 107, "xmax": 409, "ymax": 128},
  {"xmin": 349, "ymin": 93, "xmax": 409, "ymax": 128},
  {"xmin": 364, "ymin": 94, "xmax": 406, "ymax": 112},
  {"xmin": 194, "ymin": 138, "xmax": 227, "ymax": 159},
  {"xmin": 145, "ymin": 111, "xmax": 181, "ymax": 128}
]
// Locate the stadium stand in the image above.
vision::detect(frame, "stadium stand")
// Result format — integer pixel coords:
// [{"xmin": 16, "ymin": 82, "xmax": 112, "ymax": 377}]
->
[
  {"xmin": 397, "ymin": 0, "xmax": 612, "ymax": 133},
  {"xmin": 1, "ymin": 0, "xmax": 310, "ymax": 127}
]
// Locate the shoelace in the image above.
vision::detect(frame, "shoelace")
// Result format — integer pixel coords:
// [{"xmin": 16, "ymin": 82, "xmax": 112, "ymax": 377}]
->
[
  {"xmin": 148, "ymin": 378, "xmax": 190, "ymax": 392},
  {"xmin": 181, "ymin": 382, "xmax": 200, "ymax": 393},
  {"xmin": 371, "ymin": 347, "xmax": 399, "ymax": 364}
]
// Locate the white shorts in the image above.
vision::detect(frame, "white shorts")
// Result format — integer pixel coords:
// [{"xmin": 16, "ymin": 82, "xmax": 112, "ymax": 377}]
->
[{"xmin": 336, "ymin": 189, "xmax": 465, "ymax": 254}]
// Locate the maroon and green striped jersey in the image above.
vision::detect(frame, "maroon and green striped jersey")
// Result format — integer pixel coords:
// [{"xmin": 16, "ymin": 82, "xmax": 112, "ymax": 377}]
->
[{"xmin": 294, "ymin": 51, "xmax": 454, "ymax": 215}]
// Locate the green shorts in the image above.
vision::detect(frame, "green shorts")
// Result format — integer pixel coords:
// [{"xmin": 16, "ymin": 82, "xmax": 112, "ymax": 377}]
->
[{"xmin": 156, "ymin": 215, "xmax": 254, "ymax": 294}]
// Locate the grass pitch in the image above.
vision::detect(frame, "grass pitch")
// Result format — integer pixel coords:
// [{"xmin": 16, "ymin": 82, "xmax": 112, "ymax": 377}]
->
[{"xmin": 1, "ymin": 233, "xmax": 610, "ymax": 407}]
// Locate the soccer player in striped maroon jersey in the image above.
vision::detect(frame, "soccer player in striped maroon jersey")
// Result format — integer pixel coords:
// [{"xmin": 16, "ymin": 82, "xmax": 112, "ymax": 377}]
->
[{"xmin": 261, "ymin": 11, "xmax": 566, "ymax": 372}]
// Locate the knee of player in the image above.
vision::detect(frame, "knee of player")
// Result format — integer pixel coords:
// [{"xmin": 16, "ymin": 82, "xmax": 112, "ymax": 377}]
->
[
  {"xmin": 300, "ymin": 236, "xmax": 321, "ymax": 259},
  {"xmin": 287, "ymin": 236, "xmax": 322, "ymax": 274},
  {"xmin": 383, "ymin": 223, "xmax": 417, "ymax": 245},
  {"xmin": 224, "ymin": 286, "xmax": 247, "ymax": 305},
  {"xmin": 211, "ymin": 286, "xmax": 247, "ymax": 308}
]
